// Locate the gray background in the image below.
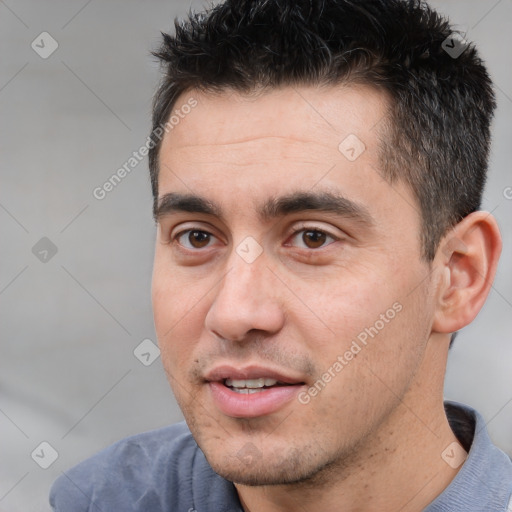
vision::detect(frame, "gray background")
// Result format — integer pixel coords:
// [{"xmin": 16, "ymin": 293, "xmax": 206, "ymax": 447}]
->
[{"xmin": 1, "ymin": 0, "xmax": 511, "ymax": 510}]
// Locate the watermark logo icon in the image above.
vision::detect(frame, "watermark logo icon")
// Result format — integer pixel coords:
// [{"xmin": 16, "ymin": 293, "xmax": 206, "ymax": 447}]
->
[
  {"xmin": 31, "ymin": 441, "xmax": 59, "ymax": 469},
  {"xmin": 133, "ymin": 338, "xmax": 160, "ymax": 366},
  {"xmin": 441, "ymin": 235, "xmax": 468, "ymax": 259},
  {"xmin": 442, "ymin": 33, "xmax": 468, "ymax": 59},
  {"xmin": 236, "ymin": 236, "xmax": 263, "ymax": 264},
  {"xmin": 338, "ymin": 134, "xmax": 366, "ymax": 162},
  {"xmin": 441, "ymin": 441, "xmax": 467, "ymax": 469},
  {"xmin": 32, "ymin": 237, "xmax": 58, "ymax": 263},
  {"xmin": 236, "ymin": 442, "xmax": 262, "ymax": 466},
  {"xmin": 31, "ymin": 32, "xmax": 59, "ymax": 59}
]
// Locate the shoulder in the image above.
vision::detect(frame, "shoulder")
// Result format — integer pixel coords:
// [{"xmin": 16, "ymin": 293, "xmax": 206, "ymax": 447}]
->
[{"xmin": 50, "ymin": 422, "xmax": 201, "ymax": 511}]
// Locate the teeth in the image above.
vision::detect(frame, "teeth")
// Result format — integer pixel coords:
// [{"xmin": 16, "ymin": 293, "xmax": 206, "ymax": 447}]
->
[
  {"xmin": 225, "ymin": 378, "xmax": 278, "ymax": 388},
  {"xmin": 230, "ymin": 388, "xmax": 266, "ymax": 394}
]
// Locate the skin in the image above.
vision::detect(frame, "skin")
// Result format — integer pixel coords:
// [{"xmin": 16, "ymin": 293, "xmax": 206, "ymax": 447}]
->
[{"xmin": 151, "ymin": 84, "xmax": 502, "ymax": 511}]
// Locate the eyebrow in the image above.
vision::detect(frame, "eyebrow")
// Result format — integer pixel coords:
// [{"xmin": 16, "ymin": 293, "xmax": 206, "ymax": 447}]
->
[
  {"xmin": 154, "ymin": 193, "xmax": 221, "ymax": 221},
  {"xmin": 154, "ymin": 190, "xmax": 374, "ymax": 227}
]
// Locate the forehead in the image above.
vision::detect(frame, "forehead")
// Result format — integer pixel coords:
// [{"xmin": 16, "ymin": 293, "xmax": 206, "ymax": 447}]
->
[
  {"xmin": 156, "ymin": 84, "xmax": 419, "ymax": 233},
  {"xmin": 162, "ymin": 84, "xmax": 388, "ymax": 157},
  {"xmin": 159, "ymin": 85, "xmax": 389, "ymax": 190}
]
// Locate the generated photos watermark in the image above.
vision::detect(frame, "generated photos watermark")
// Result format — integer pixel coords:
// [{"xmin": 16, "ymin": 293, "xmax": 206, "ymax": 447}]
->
[
  {"xmin": 298, "ymin": 301, "xmax": 403, "ymax": 405},
  {"xmin": 92, "ymin": 97, "xmax": 198, "ymax": 200}
]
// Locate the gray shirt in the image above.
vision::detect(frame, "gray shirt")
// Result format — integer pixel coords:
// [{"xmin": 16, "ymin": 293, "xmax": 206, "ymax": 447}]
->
[{"xmin": 50, "ymin": 401, "xmax": 512, "ymax": 511}]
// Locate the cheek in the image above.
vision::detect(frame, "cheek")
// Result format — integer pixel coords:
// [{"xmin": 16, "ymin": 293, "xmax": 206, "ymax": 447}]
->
[
  {"xmin": 152, "ymin": 265, "xmax": 207, "ymax": 372},
  {"xmin": 298, "ymin": 263, "xmax": 429, "ymax": 390},
  {"xmin": 152, "ymin": 254, "xmax": 204, "ymax": 328},
  {"xmin": 300, "ymin": 268, "xmax": 399, "ymax": 349}
]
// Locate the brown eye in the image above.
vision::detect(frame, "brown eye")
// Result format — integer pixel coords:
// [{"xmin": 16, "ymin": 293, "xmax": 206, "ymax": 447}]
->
[
  {"xmin": 288, "ymin": 228, "xmax": 337, "ymax": 250},
  {"xmin": 303, "ymin": 230, "xmax": 327, "ymax": 249},
  {"xmin": 175, "ymin": 229, "xmax": 214, "ymax": 249},
  {"xmin": 188, "ymin": 231, "xmax": 210, "ymax": 248}
]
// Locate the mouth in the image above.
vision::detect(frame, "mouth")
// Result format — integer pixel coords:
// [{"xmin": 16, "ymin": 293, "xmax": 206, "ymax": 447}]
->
[
  {"xmin": 205, "ymin": 365, "xmax": 307, "ymax": 418},
  {"xmin": 223, "ymin": 377, "xmax": 290, "ymax": 394}
]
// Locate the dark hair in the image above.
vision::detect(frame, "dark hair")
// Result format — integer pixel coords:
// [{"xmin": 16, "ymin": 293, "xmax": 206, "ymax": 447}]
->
[{"xmin": 149, "ymin": 0, "xmax": 496, "ymax": 260}]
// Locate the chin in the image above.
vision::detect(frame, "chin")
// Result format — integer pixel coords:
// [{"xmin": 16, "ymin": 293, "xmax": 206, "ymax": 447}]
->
[
  {"xmin": 203, "ymin": 443, "xmax": 335, "ymax": 487},
  {"xmin": 210, "ymin": 460, "xmax": 312, "ymax": 486}
]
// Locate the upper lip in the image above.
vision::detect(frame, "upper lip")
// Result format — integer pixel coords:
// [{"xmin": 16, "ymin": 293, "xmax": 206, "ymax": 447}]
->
[{"xmin": 204, "ymin": 364, "xmax": 306, "ymax": 385}]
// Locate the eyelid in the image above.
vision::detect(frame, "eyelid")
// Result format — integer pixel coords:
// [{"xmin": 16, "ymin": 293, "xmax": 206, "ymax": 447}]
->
[
  {"xmin": 166, "ymin": 221, "xmax": 223, "ymax": 252},
  {"xmin": 287, "ymin": 222, "xmax": 341, "ymax": 240},
  {"xmin": 170, "ymin": 221, "xmax": 221, "ymax": 240},
  {"xmin": 169, "ymin": 221, "xmax": 343, "ymax": 252},
  {"xmin": 173, "ymin": 227, "xmax": 222, "ymax": 249},
  {"xmin": 283, "ymin": 224, "xmax": 342, "ymax": 251}
]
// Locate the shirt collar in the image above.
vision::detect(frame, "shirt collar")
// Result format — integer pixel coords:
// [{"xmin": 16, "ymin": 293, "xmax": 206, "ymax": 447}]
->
[{"xmin": 424, "ymin": 400, "xmax": 512, "ymax": 511}]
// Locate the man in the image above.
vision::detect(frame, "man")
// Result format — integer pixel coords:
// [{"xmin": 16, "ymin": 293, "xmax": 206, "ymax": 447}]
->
[{"xmin": 50, "ymin": 0, "xmax": 511, "ymax": 510}]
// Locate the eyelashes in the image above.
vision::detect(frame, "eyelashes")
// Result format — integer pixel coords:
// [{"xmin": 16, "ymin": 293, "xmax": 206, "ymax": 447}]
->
[
  {"xmin": 174, "ymin": 229, "xmax": 215, "ymax": 250},
  {"xmin": 286, "ymin": 227, "xmax": 337, "ymax": 250},
  {"xmin": 173, "ymin": 226, "xmax": 339, "ymax": 252}
]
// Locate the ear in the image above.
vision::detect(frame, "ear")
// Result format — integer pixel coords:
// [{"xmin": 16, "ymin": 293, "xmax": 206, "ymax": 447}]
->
[{"xmin": 432, "ymin": 211, "xmax": 502, "ymax": 334}]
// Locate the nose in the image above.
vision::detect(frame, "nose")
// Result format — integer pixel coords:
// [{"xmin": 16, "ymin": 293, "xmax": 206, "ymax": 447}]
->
[{"xmin": 204, "ymin": 248, "xmax": 285, "ymax": 343}]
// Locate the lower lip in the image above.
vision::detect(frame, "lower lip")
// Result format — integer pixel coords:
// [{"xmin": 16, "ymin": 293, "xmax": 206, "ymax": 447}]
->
[{"xmin": 208, "ymin": 381, "xmax": 303, "ymax": 418}]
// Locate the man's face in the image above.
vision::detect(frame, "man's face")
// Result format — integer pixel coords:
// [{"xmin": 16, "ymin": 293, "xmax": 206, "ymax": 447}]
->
[{"xmin": 152, "ymin": 85, "xmax": 437, "ymax": 485}]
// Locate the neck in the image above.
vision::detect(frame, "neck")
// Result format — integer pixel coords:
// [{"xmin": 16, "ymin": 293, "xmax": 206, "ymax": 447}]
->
[{"xmin": 235, "ymin": 335, "xmax": 464, "ymax": 512}]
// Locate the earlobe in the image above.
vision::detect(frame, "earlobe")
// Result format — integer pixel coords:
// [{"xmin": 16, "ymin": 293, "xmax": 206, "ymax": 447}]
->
[{"xmin": 432, "ymin": 211, "xmax": 502, "ymax": 335}]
